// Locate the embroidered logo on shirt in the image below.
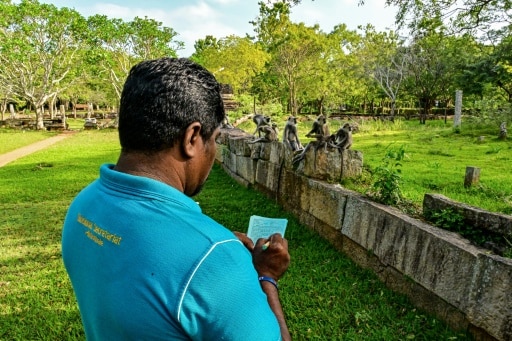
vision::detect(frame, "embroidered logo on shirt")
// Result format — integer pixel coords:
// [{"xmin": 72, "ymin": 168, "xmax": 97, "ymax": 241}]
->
[{"xmin": 78, "ymin": 214, "xmax": 122, "ymax": 246}]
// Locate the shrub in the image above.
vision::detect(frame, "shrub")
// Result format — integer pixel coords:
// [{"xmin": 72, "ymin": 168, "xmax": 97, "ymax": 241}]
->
[{"xmin": 371, "ymin": 145, "xmax": 406, "ymax": 205}]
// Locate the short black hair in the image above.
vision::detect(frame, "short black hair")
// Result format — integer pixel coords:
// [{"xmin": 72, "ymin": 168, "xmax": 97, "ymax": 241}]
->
[{"xmin": 118, "ymin": 58, "xmax": 225, "ymax": 153}]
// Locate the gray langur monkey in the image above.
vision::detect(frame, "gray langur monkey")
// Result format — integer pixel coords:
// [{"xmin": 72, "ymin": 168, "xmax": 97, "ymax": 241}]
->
[
  {"xmin": 252, "ymin": 114, "xmax": 271, "ymax": 137},
  {"xmin": 292, "ymin": 114, "xmax": 331, "ymax": 166},
  {"xmin": 248, "ymin": 123, "xmax": 278, "ymax": 143},
  {"xmin": 282, "ymin": 116, "xmax": 302, "ymax": 151},
  {"xmin": 305, "ymin": 114, "xmax": 330, "ymax": 139},
  {"xmin": 328, "ymin": 123, "xmax": 352, "ymax": 150}
]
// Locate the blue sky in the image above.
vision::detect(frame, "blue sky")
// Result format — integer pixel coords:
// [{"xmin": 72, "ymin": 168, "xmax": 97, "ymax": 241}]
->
[{"xmin": 38, "ymin": 0, "xmax": 398, "ymax": 57}]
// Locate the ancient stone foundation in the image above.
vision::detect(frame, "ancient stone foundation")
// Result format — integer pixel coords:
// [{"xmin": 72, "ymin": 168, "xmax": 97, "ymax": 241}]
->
[{"xmin": 216, "ymin": 128, "xmax": 512, "ymax": 341}]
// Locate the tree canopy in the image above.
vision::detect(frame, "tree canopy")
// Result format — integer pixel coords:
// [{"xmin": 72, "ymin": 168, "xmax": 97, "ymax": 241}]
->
[{"xmin": 0, "ymin": 0, "xmax": 511, "ymax": 129}]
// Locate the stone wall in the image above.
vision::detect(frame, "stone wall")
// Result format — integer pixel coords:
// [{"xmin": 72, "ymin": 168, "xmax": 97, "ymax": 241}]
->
[
  {"xmin": 424, "ymin": 193, "xmax": 512, "ymax": 239},
  {"xmin": 216, "ymin": 128, "xmax": 512, "ymax": 341}
]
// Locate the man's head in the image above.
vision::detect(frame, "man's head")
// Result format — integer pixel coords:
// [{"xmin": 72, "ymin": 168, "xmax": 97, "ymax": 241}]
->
[
  {"xmin": 118, "ymin": 58, "xmax": 225, "ymax": 153},
  {"xmin": 116, "ymin": 58, "xmax": 225, "ymax": 197}
]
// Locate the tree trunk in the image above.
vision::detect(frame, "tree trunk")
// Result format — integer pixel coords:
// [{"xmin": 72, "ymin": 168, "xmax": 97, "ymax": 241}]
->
[
  {"xmin": 49, "ymin": 95, "xmax": 56, "ymax": 119},
  {"xmin": 36, "ymin": 107, "xmax": 45, "ymax": 130},
  {"xmin": 9, "ymin": 103, "xmax": 16, "ymax": 119},
  {"xmin": 318, "ymin": 98, "xmax": 324, "ymax": 116},
  {"xmin": 1, "ymin": 98, "xmax": 6, "ymax": 120},
  {"xmin": 499, "ymin": 122, "xmax": 507, "ymax": 140},
  {"xmin": 390, "ymin": 100, "xmax": 396, "ymax": 122},
  {"xmin": 418, "ymin": 97, "xmax": 428, "ymax": 124},
  {"xmin": 87, "ymin": 103, "xmax": 94, "ymax": 119},
  {"xmin": 60, "ymin": 104, "xmax": 67, "ymax": 130}
]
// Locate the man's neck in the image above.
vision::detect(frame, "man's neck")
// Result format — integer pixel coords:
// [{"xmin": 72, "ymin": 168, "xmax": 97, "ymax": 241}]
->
[{"xmin": 114, "ymin": 151, "xmax": 184, "ymax": 191}]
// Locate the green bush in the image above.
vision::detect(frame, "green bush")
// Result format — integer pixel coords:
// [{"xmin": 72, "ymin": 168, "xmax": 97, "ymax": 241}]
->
[{"xmin": 371, "ymin": 145, "xmax": 406, "ymax": 205}]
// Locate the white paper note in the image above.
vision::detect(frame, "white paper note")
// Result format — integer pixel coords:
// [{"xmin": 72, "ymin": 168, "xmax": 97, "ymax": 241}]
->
[{"xmin": 247, "ymin": 215, "xmax": 288, "ymax": 244}]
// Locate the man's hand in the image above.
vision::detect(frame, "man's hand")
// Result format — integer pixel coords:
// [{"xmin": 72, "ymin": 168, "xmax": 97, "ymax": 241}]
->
[{"xmin": 252, "ymin": 233, "xmax": 290, "ymax": 281}]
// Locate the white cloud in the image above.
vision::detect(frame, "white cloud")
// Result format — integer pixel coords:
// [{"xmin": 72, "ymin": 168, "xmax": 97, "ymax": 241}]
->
[
  {"xmin": 88, "ymin": 2, "xmax": 236, "ymax": 57},
  {"xmin": 210, "ymin": 0, "xmax": 239, "ymax": 5},
  {"xmin": 91, "ymin": 3, "xmax": 168, "ymax": 22},
  {"xmin": 162, "ymin": 2, "xmax": 239, "ymax": 56},
  {"xmin": 291, "ymin": 0, "xmax": 397, "ymax": 33}
]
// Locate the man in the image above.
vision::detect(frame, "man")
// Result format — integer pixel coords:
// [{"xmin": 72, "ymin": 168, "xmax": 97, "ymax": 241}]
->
[{"xmin": 62, "ymin": 58, "xmax": 291, "ymax": 340}]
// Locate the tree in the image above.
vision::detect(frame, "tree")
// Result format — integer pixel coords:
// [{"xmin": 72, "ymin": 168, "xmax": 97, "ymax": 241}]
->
[
  {"xmin": 320, "ymin": 24, "xmax": 364, "ymax": 115},
  {"xmin": 0, "ymin": 82, "xmax": 16, "ymax": 120},
  {"xmin": 475, "ymin": 35, "xmax": 512, "ymax": 102},
  {"xmin": 359, "ymin": 0, "xmax": 512, "ymax": 33},
  {"xmin": 356, "ymin": 25, "xmax": 406, "ymax": 118},
  {"xmin": 402, "ymin": 24, "xmax": 460, "ymax": 124},
  {"xmin": 252, "ymin": 1, "xmax": 325, "ymax": 116},
  {"xmin": 190, "ymin": 35, "xmax": 221, "ymax": 65},
  {"xmin": 86, "ymin": 15, "xmax": 182, "ymax": 102},
  {"xmin": 197, "ymin": 35, "xmax": 269, "ymax": 94},
  {"xmin": 0, "ymin": 0, "xmax": 88, "ymax": 129}
]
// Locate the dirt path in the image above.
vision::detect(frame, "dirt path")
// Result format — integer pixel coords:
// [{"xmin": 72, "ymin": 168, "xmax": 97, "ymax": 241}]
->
[{"xmin": 0, "ymin": 130, "xmax": 77, "ymax": 168}]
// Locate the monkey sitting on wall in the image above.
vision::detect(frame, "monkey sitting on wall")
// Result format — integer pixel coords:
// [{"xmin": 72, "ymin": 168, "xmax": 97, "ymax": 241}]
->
[
  {"xmin": 305, "ymin": 114, "xmax": 330, "ymax": 140},
  {"xmin": 327, "ymin": 123, "xmax": 352, "ymax": 150},
  {"xmin": 248, "ymin": 123, "xmax": 278, "ymax": 144},
  {"xmin": 282, "ymin": 116, "xmax": 302, "ymax": 151},
  {"xmin": 292, "ymin": 114, "xmax": 331, "ymax": 165},
  {"xmin": 252, "ymin": 114, "xmax": 271, "ymax": 137}
]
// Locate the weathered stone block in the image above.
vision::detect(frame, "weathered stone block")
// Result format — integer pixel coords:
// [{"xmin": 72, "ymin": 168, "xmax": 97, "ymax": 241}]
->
[
  {"xmin": 248, "ymin": 141, "xmax": 272, "ymax": 160},
  {"xmin": 297, "ymin": 147, "xmax": 363, "ymax": 182},
  {"xmin": 215, "ymin": 144, "xmax": 226, "ymax": 163},
  {"xmin": 269, "ymin": 141, "xmax": 284, "ymax": 165},
  {"xmin": 277, "ymin": 169, "xmax": 304, "ymax": 216},
  {"xmin": 220, "ymin": 164, "xmax": 250, "ymax": 188},
  {"xmin": 464, "ymin": 166, "xmax": 480, "ymax": 188},
  {"xmin": 249, "ymin": 143, "xmax": 262, "ymax": 160},
  {"xmin": 217, "ymin": 128, "xmax": 231, "ymax": 145},
  {"xmin": 255, "ymin": 159, "xmax": 281, "ymax": 195},
  {"xmin": 221, "ymin": 149, "xmax": 236, "ymax": 173},
  {"xmin": 235, "ymin": 155, "xmax": 256, "ymax": 184},
  {"xmin": 342, "ymin": 195, "xmax": 478, "ymax": 313},
  {"xmin": 281, "ymin": 146, "xmax": 297, "ymax": 170},
  {"xmin": 301, "ymin": 146, "xmax": 342, "ymax": 182},
  {"xmin": 341, "ymin": 149, "xmax": 363, "ymax": 178},
  {"xmin": 302, "ymin": 179, "xmax": 352, "ymax": 229},
  {"xmin": 467, "ymin": 254, "xmax": 512, "ymax": 341},
  {"xmin": 260, "ymin": 142, "xmax": 273, "ymax": 161},
  {"xmin": 228, "ymin": 136, "xmax": 251, "ymax": 156}
]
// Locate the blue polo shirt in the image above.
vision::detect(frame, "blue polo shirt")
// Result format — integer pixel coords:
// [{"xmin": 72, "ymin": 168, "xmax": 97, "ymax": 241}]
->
[{"xmin": 62, "ymin": 164, "xmax": 281, "ymax": 340}]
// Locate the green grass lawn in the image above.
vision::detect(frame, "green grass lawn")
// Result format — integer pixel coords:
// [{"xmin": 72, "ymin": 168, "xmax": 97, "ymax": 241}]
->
[
  {"xmin": 0, "ymin": 118, "xmax": 93, "ymax": 154},
  {"xmin": 353, "ymin": 119, "xmax": 512, "ymax": 215},
  {"xmin": 0, "ymin": 129, "xmax": 471, "ymax": 340},
  {"xmin": 0, "ymin": 128, "xmax": 58, "ymax": 154}
]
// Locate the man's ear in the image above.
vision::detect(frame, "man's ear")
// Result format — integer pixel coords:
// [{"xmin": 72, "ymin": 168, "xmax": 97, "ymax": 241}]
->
[{"xmin": 181, "ymin": 122, "xmax": 202, "ymax": 158}]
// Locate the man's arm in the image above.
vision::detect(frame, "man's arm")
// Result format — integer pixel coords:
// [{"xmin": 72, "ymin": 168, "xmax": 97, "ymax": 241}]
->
[
  {"xmin": 252, "ymin": 233, "xmax": 291, "ymax": 341},
  {"xmin": 234, "ymin": 231, "xmax": 291, "ymax": 340},
  {"xmin": 260, "ymin": 280, "xmax": 291, "ymax": 341}
]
